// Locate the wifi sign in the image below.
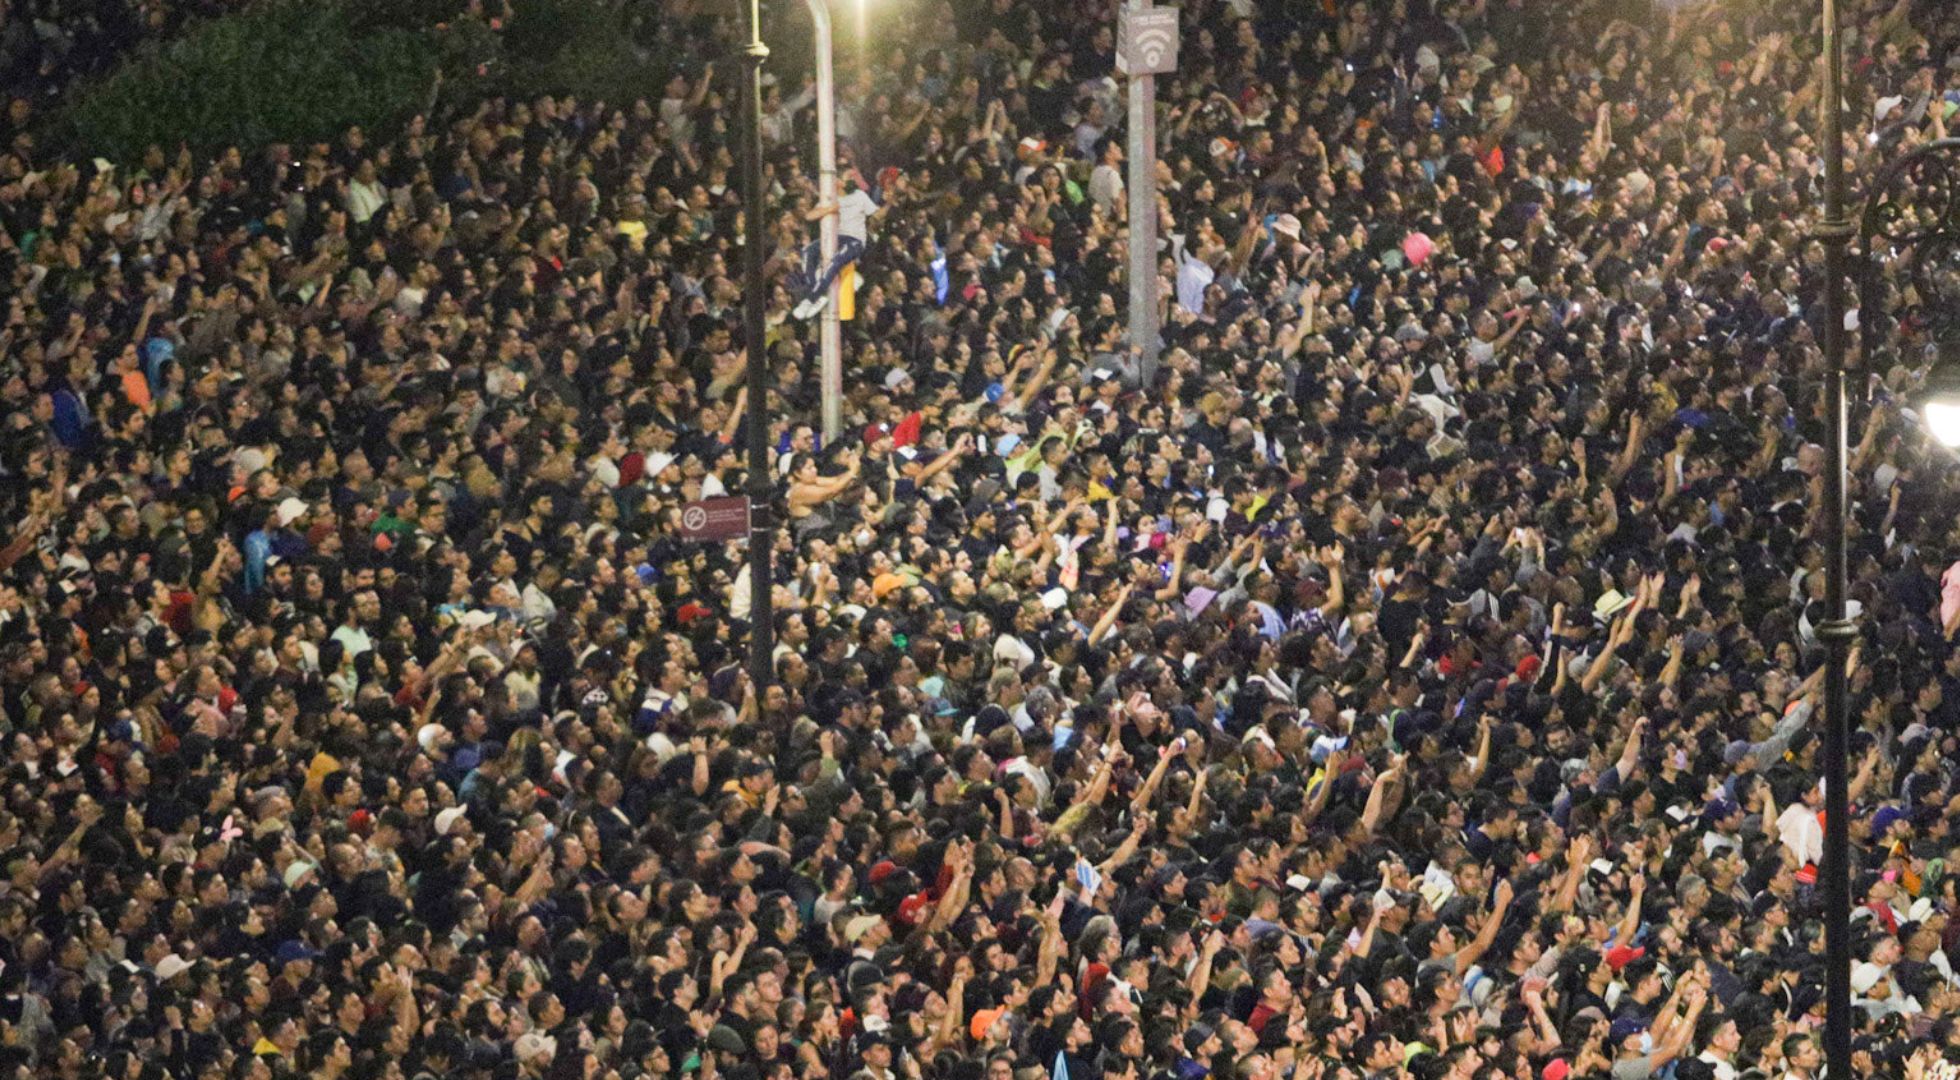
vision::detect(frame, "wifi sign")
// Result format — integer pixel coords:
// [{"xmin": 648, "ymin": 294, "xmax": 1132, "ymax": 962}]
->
[{"xmin": 1118, "ymin": 7, "xmax": 1179, "ymax": 76}]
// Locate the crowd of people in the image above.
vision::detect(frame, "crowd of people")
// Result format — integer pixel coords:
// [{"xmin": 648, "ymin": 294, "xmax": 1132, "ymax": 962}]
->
[{"xmin": 7, "ymin": 0, "xmax": 1960, "ymax": 1078}]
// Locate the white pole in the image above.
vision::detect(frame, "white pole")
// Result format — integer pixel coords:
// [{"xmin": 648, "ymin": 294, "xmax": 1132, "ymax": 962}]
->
[
  {"xmin": 1125, "ymin": 0, "xmax": 1160, "ymax": 387},
  {"xmin": 806, "ymin": 0, "xmax": 843, "ymax": 443}
]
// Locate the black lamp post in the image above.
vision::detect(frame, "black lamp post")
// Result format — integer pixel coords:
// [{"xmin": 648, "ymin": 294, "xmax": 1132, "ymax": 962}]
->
[
  {"xmin": 1813, "ymin": 2, "xmax": 1854, "ymax": 1078},
  {"xmin": 740, "ymin": 0, "xmax": 776, "ymax": 692}
]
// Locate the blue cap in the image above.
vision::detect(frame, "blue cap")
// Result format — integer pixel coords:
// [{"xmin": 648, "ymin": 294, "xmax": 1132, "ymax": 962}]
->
[{"xmin": 275, "ymin": 940, "xmax": 320, "ymax": 966}]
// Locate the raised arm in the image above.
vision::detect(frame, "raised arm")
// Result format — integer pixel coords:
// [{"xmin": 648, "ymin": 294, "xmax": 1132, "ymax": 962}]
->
[
  {"xmin": 1614, "ymin": 871, "xmax": 1646, "ymax": 952},
  {"xmin": 687, "ymin": 62, "xmax": 716, "ymax": 109},
  {"xmin": 1010, "ymin": 343, "xmax": 1061, "ymax": 408},
  {"xmin": 1086, "ymin": 583, "xmax": 1133, "ymax": 648},
  {"xmin": 1129, "ymin": 742, "xmax": 1177, "ymax": 817},
  {"xmin": 1467, "ymin": 715, "xmax": 1494, "ymax": 785},
  {"xmin": 926, "ymin": 841, "xmax": 975, "ymax": 933},
  {"xmin": 1153, "ymin": 531, "xmax": 1196, "ymax": 602},
  {"xmin": 1187, "ymin": 927, "xmax": 1226, "ymax": 1001},
  {"xmin": 1034, "ymin": 891, "xmax": 1066, "ymax": 987},
  {"xmin": 1097, "ymin": 812, "xmax": 1150, "ymax": 880},
  {"xmin": 1544, "ymin": 833, "xmax": 1592, "ymax": 916},
  {"xmin": 1360, "ymin": 755, "xmax": 1405, "ymax": 836},
  {"xmin": 1611, "ymin": 717, "xmax": 1650, "ymax": 786},
  {"xmin": 1606, "ymin": 413, "xmax": 1644, "ymax": 485},
  {"xmin": 1316, "ymin": 542, "xmax": 1347, "ymax": 618},
  {"xmin": 1450, "ymin": 877, "xmax": 1514, "ymax": 975}
]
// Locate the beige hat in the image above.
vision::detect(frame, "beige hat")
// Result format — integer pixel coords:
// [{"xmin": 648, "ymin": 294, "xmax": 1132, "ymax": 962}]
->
[
  {"xmin": 434, "ymin": 806, "xmax": 469, "ymax": 836},
  {"xmin": 515, "ymin": 1032, "xmax": 558, "ymax": 1063},
  {"xmin": 843, "ymin": 914, "xmax": 885, "ymax": 944}
]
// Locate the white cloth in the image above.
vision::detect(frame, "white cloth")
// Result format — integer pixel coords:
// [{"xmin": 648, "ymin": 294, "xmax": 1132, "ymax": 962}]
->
[{"xmin": 1778, "ymin": 802, "xmax": 1824, "ymax": 868}]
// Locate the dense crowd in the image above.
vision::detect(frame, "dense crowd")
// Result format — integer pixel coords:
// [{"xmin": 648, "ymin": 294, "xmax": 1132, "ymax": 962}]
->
[{"xmin": 7, "ymin": 0, "xmax": 1960, "ymax": 1078}]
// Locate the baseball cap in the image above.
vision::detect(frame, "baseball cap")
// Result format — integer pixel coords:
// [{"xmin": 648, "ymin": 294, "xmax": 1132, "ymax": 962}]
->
[
  {"xmin": 843, "ymin": 914, "xmax": 885, "ymax": 944},
  {"xmin": 434, "ymin": 806, "xmax": 469, "ymax": 836},
  {"xmin": 275, "ymin": 940, "xmax": 320, "ymax": 967},
  {"xmin": 515, "ymin": 1032, "xmax": 559, "ymax": 1062},
  {"xmin": 1182, "ymin": 1022, "xmax": 1216, "ymax": 1054},
  {"xmin": 970, "ymin": 1007, "xmax": 1007, "ymax": 1041}
]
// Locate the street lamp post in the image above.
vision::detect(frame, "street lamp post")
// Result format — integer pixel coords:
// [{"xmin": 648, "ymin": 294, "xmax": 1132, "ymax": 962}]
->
[
  {"xmin": 803, "ymin": 0, "xmax": 843, "ymax": 444},
  {"xmin": 741, "ymin": 0, "xmax": 776, "ymax": 693},
  {"xmin": 1813, "ymin": 0, "xmax": 1854, "ymax": 1077},
  {"xmin": 1117, "ymin": 0, "xmax": 1177, "ymax": 386}
]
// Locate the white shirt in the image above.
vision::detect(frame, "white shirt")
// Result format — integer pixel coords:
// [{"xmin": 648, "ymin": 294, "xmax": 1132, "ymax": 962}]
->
[
  {"xmin": 331, "ymin": 623, "xmax": 373, "ymax": 658},
  {"xmin": 347, "ymin": 179, "xmax": 386, "ymax": 224},
  {"xmin": 1088, "ymin": 163, "xmax": 1124, "ymax": 213},
  {"xmin": 659, "ymin": 95, "xmax": 694, "ymax": 145},
  {"xmin": 521, "ymin": 582, "xmax": 558, "ymax": 629},
  {"xmin": 993, "ymin": 632, "xmax": 1037, "ymax": 669},
  {"xmin": 1176, "ymin": 245, "xmax": 1215, "ymax": 314},
  {"xmin": 837, "ymin": 190, "xmax": 879, "ymax": 242}
]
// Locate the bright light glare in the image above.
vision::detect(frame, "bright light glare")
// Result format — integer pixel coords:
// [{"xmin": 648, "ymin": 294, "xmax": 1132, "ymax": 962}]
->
[{"xmin": 1926, "ymin": 399, "xmax": 1960, "ymax": 447}]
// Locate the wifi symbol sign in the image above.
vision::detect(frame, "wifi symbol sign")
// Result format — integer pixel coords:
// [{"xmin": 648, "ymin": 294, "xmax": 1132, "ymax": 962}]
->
[{"xmin": 1118, "ymin": 7, "xmax": 1179, "ymax": 76}]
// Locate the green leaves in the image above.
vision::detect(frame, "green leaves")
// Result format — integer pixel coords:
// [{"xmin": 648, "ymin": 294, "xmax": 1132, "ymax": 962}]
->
[
  {"xmin": 51, "ymin": 0, "xmax": 686, "ymax": 165},
  {"xmin": 53, "ymin": 0, "xmax": 458, "ymax": 163}
]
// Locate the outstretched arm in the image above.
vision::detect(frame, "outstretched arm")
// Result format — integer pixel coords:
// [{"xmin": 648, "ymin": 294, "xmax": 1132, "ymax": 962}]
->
[{"xmin": 1450, "ymin": 878, "xmax": 1514, "ymax": 974}]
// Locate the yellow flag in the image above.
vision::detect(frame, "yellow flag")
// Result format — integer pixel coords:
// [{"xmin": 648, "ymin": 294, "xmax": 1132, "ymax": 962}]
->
[{"xmin": 838, "ymin": 263, "xmax": 856, "ymax": 321}]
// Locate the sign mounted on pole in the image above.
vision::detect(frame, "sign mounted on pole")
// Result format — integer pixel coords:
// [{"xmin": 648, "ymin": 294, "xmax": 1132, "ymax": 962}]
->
[
  {"xmin": 1117, "ymin": 5, "xmax": 1178, "ymax": 76},
  {"xmin": 679, "ymin": 496, "xmax": 753, "ymax": 542}
]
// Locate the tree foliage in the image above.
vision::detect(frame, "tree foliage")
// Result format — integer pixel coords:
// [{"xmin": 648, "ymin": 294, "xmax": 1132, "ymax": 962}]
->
[{"xmin": 50, "ymin": 0, "xmax": 683, "ymax": 164}]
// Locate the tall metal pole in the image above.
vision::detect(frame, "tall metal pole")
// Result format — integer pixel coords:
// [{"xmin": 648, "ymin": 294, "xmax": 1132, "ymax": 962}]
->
[
  {"xmin": 1815, "ymin": 0, "xmax": 1855, "ymax": 1076},
  {"xmin": 1124, "ymin": 0, "xmax": 1160, "ymax": 387},
  {"xmin": 742, "ymin": 0, "xmax": 776, "ymax": 692},
  {"xmin": 805, "ymin": 0, "xmax": 843, "ymax": 444}
]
